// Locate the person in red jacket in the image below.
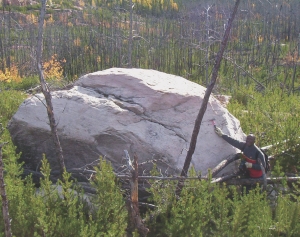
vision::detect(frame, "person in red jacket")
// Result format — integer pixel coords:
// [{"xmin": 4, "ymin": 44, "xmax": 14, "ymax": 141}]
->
[{"xmin": 215, "ymin": 127, "xmax": 266, "ymax": 192}]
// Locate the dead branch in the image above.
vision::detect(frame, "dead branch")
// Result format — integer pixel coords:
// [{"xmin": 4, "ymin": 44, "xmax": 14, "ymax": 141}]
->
[
  {"xmin": 206, "ymin": 154, "xmax": 239, "ymax": 178},
  {"xmin": 223, "ymin": 55, "xmax": 266, "ymax": 90},
  {"xmin": 124, "ymin": 151, "xmax": 149, "ymax": 236},
  {"xmin": 261, "ymin": 137, "xmax": 300, "ymax": 151},
  {"xmin": 211, "ymin": 174, "xmax": 238, "ymax": 183},
  {"xmin": 116, "ymin": 175, "xmax": 202, "ymax": 180},
  {"xmin": 115, "ymin": 174, "xmax": 300, "ymax": 185},
  {"xmin": 264, "ymin": 142, "xmax": 299, "ymax": 161},
  {"xmin": 20, "ymin": 166, "xmax": 300, "ymax": 196},
  {"xmin": 225, "ymin": 176, "xmax": 300, "ymax": 185},
  {"xmin": 20, "ymin": 143, "xmax": 298, "ymax": 195}
]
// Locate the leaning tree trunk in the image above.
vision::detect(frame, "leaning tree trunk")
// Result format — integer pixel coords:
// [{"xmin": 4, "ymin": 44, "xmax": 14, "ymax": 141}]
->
[
  {"xmin": 36, "ymin": 0, "xmax": 65, "ymax": 177},
  {"xmin": 176, "ymin": 0, "xmax": 241, "ymax": 196}
]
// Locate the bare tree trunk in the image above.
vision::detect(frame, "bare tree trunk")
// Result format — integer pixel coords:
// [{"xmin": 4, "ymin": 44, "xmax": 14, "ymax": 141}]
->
[
  {"xmin": 0, "ymin": 7, "xmax": 5, "ymax": 71},
  {"xmin": 6, "ymin": 7, "xmax": 11, "ymax": 70},
  {"xmin": 176, "ymin": 0, "xmax": 241, "ymax": 196},
  {"xmin": 128, "ymin": 0, "xmax": 133, "ymax": 68},
  {"xmin": 2, "ymin": 4, "xmax": 11, "ymax": 70},
  {"xmin": 36, "ymin": 0, "xmax": 65, "ymax": 177},
  {"xmin": 125, "ymin": 151, "xmax": 149, "ymax": 236},
  {"xmin": 0, "ymin": 143, "xmax": 12, "ymax": 237},
  {"xmin": 205, "ymin": 4, "xmax": 213, "ymax": 86}
]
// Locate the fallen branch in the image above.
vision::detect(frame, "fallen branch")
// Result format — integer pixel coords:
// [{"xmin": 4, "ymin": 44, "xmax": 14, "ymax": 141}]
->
[
  {"xmin": 21, "ymin": 166, "xmax": 300, "ymax": 196},
  {"xmin": 116, "ymin": 175, "xmax": 202, "ymax": 180},
  {"xmin": 261, "ymin": 137, "xmax": 300, "ymax": 151},
  {"xmin": 225, "ymin": 176, "xmax": 300, "ymax": 185},
  {"xmin": 206, "ymin": 154, "xmax": 239, "ymax": 178},
  {"xmin": 115, "ymin": 174, "xmax": 300, "ymax": 185},
  {"xmin": 211, "ymin": 174, "xmax": 238, "ymax": 183}
]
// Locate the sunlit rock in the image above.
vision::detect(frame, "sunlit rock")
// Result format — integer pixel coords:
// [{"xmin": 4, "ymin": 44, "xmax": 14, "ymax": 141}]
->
[{"xmin": 8, "ymin": 68, "xmax": 245, "ymax": 177}]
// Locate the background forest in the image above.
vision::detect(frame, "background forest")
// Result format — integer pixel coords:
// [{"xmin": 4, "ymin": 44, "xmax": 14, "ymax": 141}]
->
[{"xmin": 0, "ymin": 0, "xmax": 300, "ymax": 236}]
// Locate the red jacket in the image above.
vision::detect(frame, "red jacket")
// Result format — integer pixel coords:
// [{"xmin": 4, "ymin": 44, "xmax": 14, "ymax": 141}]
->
[{"xmin": 242, "ymin": 154, "xmax": 263, "ymax": 178}]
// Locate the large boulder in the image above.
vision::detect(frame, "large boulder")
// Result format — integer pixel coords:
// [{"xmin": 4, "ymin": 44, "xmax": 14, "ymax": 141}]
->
[{"xmin": 8, "ymin": 68, "xmax": 245, "ymax": 177}]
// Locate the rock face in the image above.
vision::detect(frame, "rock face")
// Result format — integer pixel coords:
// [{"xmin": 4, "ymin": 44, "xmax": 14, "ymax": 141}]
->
[{"xmin": 8, "ymin": 68, "xmax": 245, "ymax": 177}]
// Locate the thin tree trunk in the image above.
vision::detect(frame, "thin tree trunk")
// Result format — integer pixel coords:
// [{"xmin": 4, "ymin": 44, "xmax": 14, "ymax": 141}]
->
[
  {"xmin": 289, "ymin": 61, "xmax": 297, "ymax": 96},
  {"xmin": 176, "ymin": 0, "xmax": 241, "ymax": 196},
  {"xmin": 205, "ymin": 5, "xmax": 213, "ymax": 86},
  {"xmin": 125, "ymin": 151, "xmax": 149, "ymax": 237},
  {"xmin": 0, "ymin": 143, "xmax": 12, "ymax": 237},
  {"xmin": 6, "ymin": 7, "xmax": 11, "ymax": 69},
  {"xmin": 128, "ymin": 0, "xmax": 133, "ymax": 68},
  {"xmin": 36, "ymin": 0, "xmax": 65, "ymax": 177}
]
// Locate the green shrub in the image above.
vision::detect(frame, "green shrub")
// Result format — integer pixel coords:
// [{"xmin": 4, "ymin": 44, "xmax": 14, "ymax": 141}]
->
[
  {"xmin": 6, "ymin": 76, "xmax": 40, "ymax": 91},
  {"xmin": 273, "ymin": 192, "xmax": 300, "ymax": 236},
  {"xmin": 230, "ymin": 187, "xmax": 273, "ymax": 237},
  {"xmin": 0, "ymin": 155, "xmax": 128, "ymax": 236},
  {"xmin": 227, "ymin": 87, "xmax": 300, "ymax": 172},
  {"xmin": 144, "ymin": 167, "xmax": 300, "ymax": 236},
  {"xmin": 0, "ymin": 86, "xmax": 26, "ymax": 125},
  {"xmin": 145, "ymin": 168, "xmax": 232, "ymax": 236},
  {"xmin": 88, "ymin": 157, "xmax": 128, "ymax": 236}
]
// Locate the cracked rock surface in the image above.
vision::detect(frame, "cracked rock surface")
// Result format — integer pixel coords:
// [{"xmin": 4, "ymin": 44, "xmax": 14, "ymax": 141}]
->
[{"xmin": 8, "ymin": 68, "xmax": 245, "ymax": 176}]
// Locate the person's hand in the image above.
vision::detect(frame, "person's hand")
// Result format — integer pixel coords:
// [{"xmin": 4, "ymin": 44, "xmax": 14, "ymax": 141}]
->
[
  {"xmin": 245, "ymin": 162, "xmax": 252, "ymax": 169},
  {"xmin": 215, "ymin": 127, "xmax": 223, "ymax": 137}
]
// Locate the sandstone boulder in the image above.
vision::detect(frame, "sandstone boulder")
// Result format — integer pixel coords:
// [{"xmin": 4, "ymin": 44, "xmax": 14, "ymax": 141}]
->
[{"xmin": 8, "ymin": 68, "xmax": 245, "ymax": 177}]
